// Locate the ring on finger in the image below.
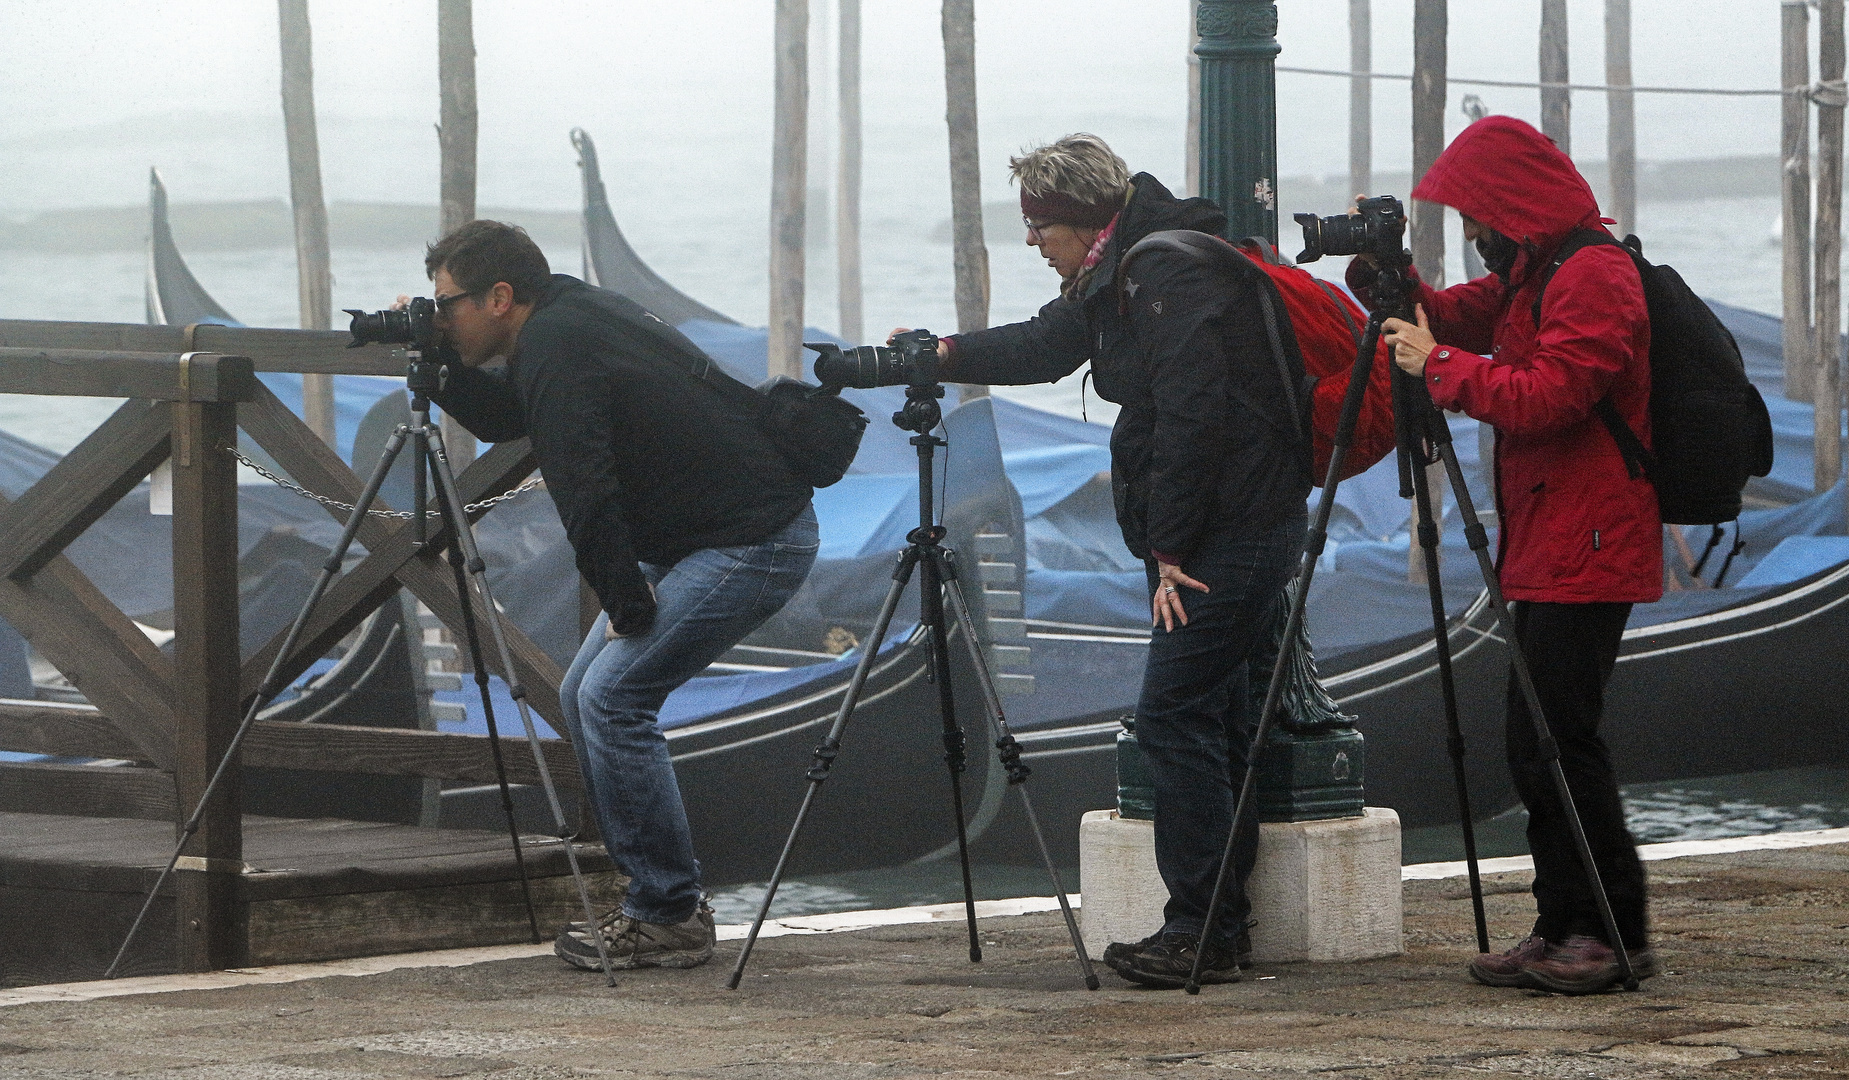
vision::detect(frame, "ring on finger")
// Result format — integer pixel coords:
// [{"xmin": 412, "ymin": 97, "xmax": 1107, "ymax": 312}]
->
[{"xmin": 1163, "ymin": 585, "xmax": 1177, "ymax": 594}]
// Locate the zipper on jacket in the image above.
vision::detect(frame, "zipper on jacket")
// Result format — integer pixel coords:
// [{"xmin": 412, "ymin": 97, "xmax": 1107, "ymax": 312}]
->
[{"xmin": 1593, "ymin": 529, "xmax": 1601, "ymax": 550}]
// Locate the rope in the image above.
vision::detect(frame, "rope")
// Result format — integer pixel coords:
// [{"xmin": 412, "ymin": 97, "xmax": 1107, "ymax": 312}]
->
[
  {"xmin": 1278, "ymin": 65, "xmax": 1787, "ymax": 98},
  {"xmin": 229, "ymin": 445, "xmax": 543, "ymax": 519}
]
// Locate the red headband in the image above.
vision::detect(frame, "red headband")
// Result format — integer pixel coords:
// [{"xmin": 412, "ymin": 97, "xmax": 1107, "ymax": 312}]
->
[{"xmin": 1020, "ymin": 187, "xmax": 1120, "ymax": 230}]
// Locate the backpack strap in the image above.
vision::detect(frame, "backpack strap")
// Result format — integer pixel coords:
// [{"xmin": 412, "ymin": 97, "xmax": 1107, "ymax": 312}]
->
[
  {"xmin": 1119, "ymin": 230, "xmax": 1308, "ymax": 447},
  {"xmin": 1530, "ymin": 229, "xmax": 1655, "ymax": 482},
  {"xmin": 1315, "ymin": 280, "xmax": 1363, "ymax": 348}
]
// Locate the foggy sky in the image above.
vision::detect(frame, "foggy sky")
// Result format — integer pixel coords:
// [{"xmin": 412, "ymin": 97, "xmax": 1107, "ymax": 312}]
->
[{"xmin": 0, "ymin": 1, "xmax": 1792, "ymax": 213}]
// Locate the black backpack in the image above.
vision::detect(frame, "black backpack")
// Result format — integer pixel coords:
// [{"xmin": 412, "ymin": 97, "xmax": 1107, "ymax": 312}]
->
[{"xmin": 1533, "ymin": 231, "xmax": 1775, "ymax": 525}]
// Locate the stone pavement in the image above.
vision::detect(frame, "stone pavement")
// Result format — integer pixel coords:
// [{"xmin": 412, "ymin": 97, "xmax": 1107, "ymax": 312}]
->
[{"xmin": 2, "ymin": 843, "xmax": 1846, "ymax": 1079}]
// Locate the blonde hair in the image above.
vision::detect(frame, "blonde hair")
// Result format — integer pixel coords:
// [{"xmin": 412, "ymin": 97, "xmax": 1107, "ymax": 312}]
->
[{"xmin": 1009, "ymin": 133, "xmax": 1131, "ymax": 206}]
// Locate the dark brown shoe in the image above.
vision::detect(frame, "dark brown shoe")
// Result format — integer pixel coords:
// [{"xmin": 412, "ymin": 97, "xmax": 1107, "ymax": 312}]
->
[
  {"xmin": 1526, "ymin": 935, "xmax": 1622, "ymax": 995},
  {"xmin": 1467, "ymin": 934, "xmax": 1548, "ymax": 988}
]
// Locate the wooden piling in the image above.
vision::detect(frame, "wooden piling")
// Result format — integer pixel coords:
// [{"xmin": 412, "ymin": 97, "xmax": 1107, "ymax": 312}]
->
[
  {"xmin": 768, "ymin": 0, "xmax": 810, "ymax": 381},
  {"xmin": 1411, "ymin": 0, "xmax": 1446, "ymax": 287},
  {"xmin": 1785, "ymin": 0, "xmax": 1816, "ymax": 404},
  {"xmin": 1817, "ymin": 0, "xmax": 1846, "ymax": 493},
  {"xmin": 277, "ymin": 0, "xmax": 336, "ymax": 447},
  {"xmin": 1350, "ymin": 0, "xmax": 1372, "ymax": 199},
  {"xmin": 942, "ymin": 0, "xmax": 990, "ymax": 401},
  {"xmin": 169, "ymin": 395, "xmax": 245, "ymax": 971},
  {"xmin": 1539, "ymin": 0, "xmax": 1571, "ymax": 155},
  {"xmin": 437, "ymin": 0, "xmax": 479, "ymax": 467},
  {"xmin": 836, "ymin": 0, "xmax": 863, "ymax": 344},
  {"xmin": 1604, "ymin": 0, "xmax": 1635, "ymax": 238},
  {"xmin": 1187, "ymin": 0, "xmax": 1202, "ymax": 198}
]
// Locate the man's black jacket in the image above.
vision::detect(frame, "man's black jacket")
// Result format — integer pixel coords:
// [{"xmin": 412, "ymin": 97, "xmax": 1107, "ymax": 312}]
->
[
  {"xmin": 433, "ymin": 275, "xmax": 812, "ymax": 633},
  {"xmin": 944, "ymin": 174, "xmax": 1311, "ymax": 563}
]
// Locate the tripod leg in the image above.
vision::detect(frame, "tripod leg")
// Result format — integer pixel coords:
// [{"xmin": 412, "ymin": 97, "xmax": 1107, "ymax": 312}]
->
[
  {"xmin": 1431, "ymin": 426, "xmax": 1639, "ymax": 991},
  {"xmin": 934, "ymin": 553, "xmax": 1099, "ymax": 991},
  {"xmin": 107, "ymin": 425, "xmax": 415, "ymax": 978},
  {"xmin": 728, "ymin": 554, "xmax": 919, "ymax": 989},
  {"xmin": 920, "ymin": 553, "xmax": 983, "ymax": 964},
  {"xmin": 437, "ymin": 488, "xmax": 541, "ymax": 943},
  {"xmin": 1408, "ymin": 433, "xmax": 1489, "ymax": 954},
  {"xmin": 423, "ymin": 427, "xmax": 618, "ymax": 986}
]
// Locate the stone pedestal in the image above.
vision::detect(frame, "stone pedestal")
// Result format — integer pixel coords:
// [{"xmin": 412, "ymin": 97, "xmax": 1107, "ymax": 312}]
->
[{"xmin": 1078, "ymin": 807, "xmax": 1403, "ymax": 963}]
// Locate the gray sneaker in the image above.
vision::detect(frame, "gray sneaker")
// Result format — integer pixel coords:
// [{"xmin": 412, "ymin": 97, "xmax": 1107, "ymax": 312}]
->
[{"xmin": 555, "ymin": 902, "xmax": 715, "ymax": 972}]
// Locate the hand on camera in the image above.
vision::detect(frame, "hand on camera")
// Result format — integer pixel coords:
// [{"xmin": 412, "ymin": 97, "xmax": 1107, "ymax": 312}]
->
[
  {"xmin": 1152, "ymin": 561, "xmax": 1210, "ymax": 632},
  {"xmin": 391, "ymin": 295, "xmax": 412, "ymax": 311},
  {"xmin": 887, "ymin": 328, "xmax": 949, "ymax": 358},
  {"xmin": 1383, "ymin": 304, "xmax": 1436, "ymax": 377}
]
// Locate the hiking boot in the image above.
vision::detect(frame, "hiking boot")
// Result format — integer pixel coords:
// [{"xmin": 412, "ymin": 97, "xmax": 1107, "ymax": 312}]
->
[
  {"xmin": 1107, "ymin": 931, "xmax": 1242, "ymax": 989},
  {"xmin": 558, "ymin": 874, "xmax": 632, "ymax": 935},
  {"xmin": 1467, "ymin": 934, "xmax": 1549, "ymax": 988},
  {"xmin": 1525, "ymin": 935, "xmax": 1624, "ymax": 995},
  {"xmin": 555, "ymin": 902, "xmax": 715, "ymax": 972},
  {"xmin": 1104, "ymin": 927, "xmax": 1253, "ymax": 972}
]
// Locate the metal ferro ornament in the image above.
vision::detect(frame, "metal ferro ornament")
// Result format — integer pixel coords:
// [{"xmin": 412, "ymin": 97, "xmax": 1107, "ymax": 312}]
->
[{"xmin": 1195, "ymin": 0, "xmax": 1281, "ymax": 244}]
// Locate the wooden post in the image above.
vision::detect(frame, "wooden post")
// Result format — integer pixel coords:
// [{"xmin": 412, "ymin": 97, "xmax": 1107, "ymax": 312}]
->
[
  {"xmin": 1817, "ymin": 0, "xmax": 1846, "ymax": 493},
  {"xmin": 1411, "ymin": 0, "xmax": 1446, "ymax": 287},
  {"xmin": 437, "ymin": 0, "xmax": 478, "ymax": 467},
  {"xmin": 1540, "ymin": 0, "xmax": 1571, "ymax": 155},
  {"xmin": 1350, "ymin": 0, "xmax": 1372, "ymax": 199},
  {"xmin": 278, "ymin": 0, "xmax": 336, "ymax": 447},
  {"xmin": 768, "ymin": 0, "xmax": 809, "ymax": 381},
  {"xmin": 1786, "ymin": 0, "xmax": 1817, "ymax": 404},
  {"xmin": 836, "ymin": 0, "xmax": 863, "ymax": 344},
  {"xmin": 170, "ymin": 395, "xmax": 245, "ymax": 971},
  {"xmin": 1604, "ymin": 0, "xmax": 1635, "ymax": 238},
  {"xmin": 1187, "ymin": 0, "xmax": 1202, "ymax": 198},
  {"xmin": 942, "ymin": 0, "xmax": 990, "ymax": 400}
]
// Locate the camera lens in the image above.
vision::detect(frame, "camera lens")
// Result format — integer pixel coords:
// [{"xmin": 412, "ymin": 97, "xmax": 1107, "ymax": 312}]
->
[
  {"xmin": 343, "ymin": 297, "xmax": 436, "ymax": 349},
  {"xmin": 813, "ymin": 344, "xmax": 901, "ymax": 389}
]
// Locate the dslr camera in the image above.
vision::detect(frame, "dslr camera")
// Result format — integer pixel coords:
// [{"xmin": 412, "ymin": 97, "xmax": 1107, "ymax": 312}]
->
[
  {"xmin": 807, "ymin": 329, "xmax": 941, "ymax": 390},
  {"xmin": 1292, "ymin": 195, "xmax": 1407, "ymax": 264},
  {"xmin": 346, "ymin": 297, "xmax": 438, "ymax": 352}
]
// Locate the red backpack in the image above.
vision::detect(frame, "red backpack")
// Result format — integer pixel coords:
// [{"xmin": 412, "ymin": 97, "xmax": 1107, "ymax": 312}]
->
[
  {"xmin": 1119, "ymin": 232, "xmax": 1396, "ymax": 485},
  {"xmin": 1232, "ymin": 238, "xmax": 1397, "ymax": 484}
]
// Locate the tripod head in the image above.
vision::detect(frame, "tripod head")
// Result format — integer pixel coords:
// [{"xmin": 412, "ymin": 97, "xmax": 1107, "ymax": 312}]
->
[
  {"xmin": 398, "ymin": 348, "xmax": 452, "ymax": 413},
  {"xmin": 893, "ymin": 381, "xmax": 946, "ymax": 436}
]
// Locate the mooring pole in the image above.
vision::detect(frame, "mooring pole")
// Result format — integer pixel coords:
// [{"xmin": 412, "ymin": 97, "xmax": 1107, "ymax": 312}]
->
[
  {"xmin": 437, "ymin": 0, "xmax": 478, "ymax": 467},
  {"xmin": 278, "ymin": 0, "xmax": 335, "ymax": 446},
  {"xmin": 943, "ymin": 0, "xmax": 990, "ymax": 400},
  {"xmin": 1196, "ymin": 0, "xmax": 1280, "ymax": 245},
  {"xmin": 1187, "ymin": 0, "xmax": 1202, "ymax": 198},
  {"xmin": 837, "ymin": 0, "xmax": 863, "ymax": 344},
  {"xmin": 1817, "ymin": 0, "xmax": 1847, "ymax": 494},
  {"xmin": 1350, "ymin": 0, "xmax": 1372, "ymax": 199},
  {"xmin": 1411, "ymin": 0, "xmax": 1446, "ymax": 287},
  {"xmin": 1786, "ymin": 0, "xmax": 1817, "ymax": 405},
  {"xmin": 1540, "ymin": 0, "xmax": 1571, "ymax": 155},
  {"xmin": 769, "ymin": 0, "xmax": 810, "ymax": 381},
  {"xmin": 1604, "ymin": 0, "xmax": 1635, "ymax": 239}
]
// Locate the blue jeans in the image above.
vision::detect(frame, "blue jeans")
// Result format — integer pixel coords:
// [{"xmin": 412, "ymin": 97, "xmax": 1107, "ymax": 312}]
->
[
  {"xmin": 1135, "ymin": 509, "xmax": 1305, "ymax": 947},
  {"xmin": 560, "ymin": 504, "xmax": 818, "ymax": 924}
]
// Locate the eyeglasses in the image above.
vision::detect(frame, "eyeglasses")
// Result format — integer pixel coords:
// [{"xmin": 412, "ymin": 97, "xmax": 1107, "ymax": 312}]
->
[
  {"xmin": 1023, "ymin": 217, "xmax": 1062, "ymax": 242},
  {"xmin": 433, "ymin": 289, "xmax": 485, "ymax": 312}
]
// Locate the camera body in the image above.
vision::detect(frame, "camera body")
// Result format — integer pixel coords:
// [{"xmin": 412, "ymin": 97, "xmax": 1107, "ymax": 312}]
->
[
  {"xmin": 345, "ymin": 297, "xmax": 438, "ymax": 352},
  {"xmin": 1293, "ymin": 195, "xmax": 1407, "ymax": 264},
  {"xmin": 808, "ymin": 329, "xmax": 941, "ymax": 390}
]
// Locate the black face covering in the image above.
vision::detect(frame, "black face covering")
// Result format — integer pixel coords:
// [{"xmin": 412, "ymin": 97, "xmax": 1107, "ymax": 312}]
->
[{"xmin": 1475, "ymin": 229, "xmax": 1520, "ymax": 281}]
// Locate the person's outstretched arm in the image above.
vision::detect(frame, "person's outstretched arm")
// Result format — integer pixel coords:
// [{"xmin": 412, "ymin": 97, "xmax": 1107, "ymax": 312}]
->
[{"xmin": 936, "ymin": 294, "xmax": 1093, "ymax": 385}]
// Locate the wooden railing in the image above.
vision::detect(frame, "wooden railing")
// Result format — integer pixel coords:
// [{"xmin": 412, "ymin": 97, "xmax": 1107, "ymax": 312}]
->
[{"xmin": 0, "ymin": 319, "xmax": 576, "ymax": 971}]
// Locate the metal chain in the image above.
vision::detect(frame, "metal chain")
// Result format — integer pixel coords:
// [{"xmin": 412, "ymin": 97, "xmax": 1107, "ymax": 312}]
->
[{"xmin": 227, "ymin": 445, "xmax": 543, "ymax": 519}]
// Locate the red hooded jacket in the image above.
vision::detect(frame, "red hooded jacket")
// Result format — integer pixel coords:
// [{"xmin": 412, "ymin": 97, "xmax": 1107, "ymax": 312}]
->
[{"xmin": 1351, "ymin": 116, "xmax": 1662, "ymax": 604}]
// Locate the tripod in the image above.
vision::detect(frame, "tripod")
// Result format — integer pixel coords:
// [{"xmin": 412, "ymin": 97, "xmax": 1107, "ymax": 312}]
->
[
  {"xmin": 726, "ymin": 383, "xmax": 1100, "ymax": 991},
  {"xmin": 106, "ymin": 351, "xmax": 619, "ymax": 985},
  {"xmin": 1185, "ymin": 250, "xmax": 1639, "ymax": 994}
]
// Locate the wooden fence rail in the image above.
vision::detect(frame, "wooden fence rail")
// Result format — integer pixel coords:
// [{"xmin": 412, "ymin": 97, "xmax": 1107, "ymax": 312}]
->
[{"xmin": 0, "ymin": 321, "xmax": 570, "ymax": 972}]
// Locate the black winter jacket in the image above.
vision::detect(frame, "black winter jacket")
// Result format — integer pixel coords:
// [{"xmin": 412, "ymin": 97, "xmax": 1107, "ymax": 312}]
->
[
  {"xmin": 433, "ymin": 275, "xmax": 812, "ymax": 634},
  {"xmin": 945, "ymin": 175, "xmax": 1311, "ymax": 563}
]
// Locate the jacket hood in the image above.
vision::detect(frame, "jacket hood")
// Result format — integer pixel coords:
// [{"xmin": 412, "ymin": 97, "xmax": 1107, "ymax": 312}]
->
[
  {"xmin": 1410, "ymin": 116, "xmax": 1605, "ymax": 251},
  {"xmin": 1083, "ymin": 172, "xmax": 1227, "ymax": 300}
]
